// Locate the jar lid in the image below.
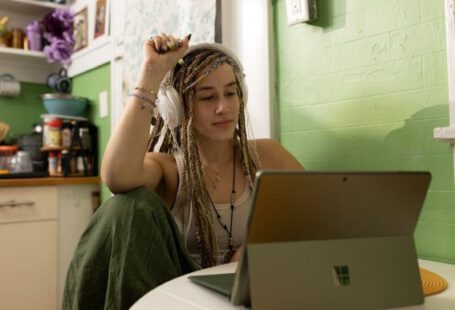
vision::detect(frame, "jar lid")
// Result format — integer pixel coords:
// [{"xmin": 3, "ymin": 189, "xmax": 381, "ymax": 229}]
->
[{"xmin": 48, "ymin": 118, "xmax": 63, "ymax": 127}]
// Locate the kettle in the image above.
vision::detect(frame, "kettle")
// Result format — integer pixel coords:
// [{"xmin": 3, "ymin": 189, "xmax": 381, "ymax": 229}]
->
[{"xmin": 47, "ymin": 68, "xmax": 72, "ymax": 93}]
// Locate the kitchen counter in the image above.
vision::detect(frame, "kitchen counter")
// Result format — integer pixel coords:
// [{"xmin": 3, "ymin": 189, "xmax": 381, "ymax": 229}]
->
[{"xmin": 0, "ymin": 176, "xmax": 100, "ymax": 187}]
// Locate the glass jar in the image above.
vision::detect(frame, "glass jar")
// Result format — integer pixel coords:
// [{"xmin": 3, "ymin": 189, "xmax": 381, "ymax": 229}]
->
[
  {"xmin": 11, "ymin": 28, "xmax": 24, "ymax": 49},
  {"xmin": 0, "ymin": 145, "xmax": 18, "ymax": 172},
  {"xmin": 12, "ymin": 150, "xmax": 33, "ymax": 173},
  {"xmin": 47, "ymin": 118, "xmax": 63, "ymax": 148}
]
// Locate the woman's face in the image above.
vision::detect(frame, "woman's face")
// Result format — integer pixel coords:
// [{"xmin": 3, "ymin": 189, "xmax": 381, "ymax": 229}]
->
[{"xmin": 192, "ymin": 63, "xmax": 240, "ymax": 143}]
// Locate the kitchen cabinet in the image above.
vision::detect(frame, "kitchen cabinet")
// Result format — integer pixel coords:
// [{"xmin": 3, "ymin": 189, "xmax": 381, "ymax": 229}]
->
[{"xmin": 0, "ymin": 177, "xmax": 99, "ymax": 310}]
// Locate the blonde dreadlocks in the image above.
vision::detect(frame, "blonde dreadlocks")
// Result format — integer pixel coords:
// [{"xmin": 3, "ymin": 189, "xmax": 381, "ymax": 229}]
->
[{"xmin": 148, "ymin": 44, "xmax": 260, "ymax": 267}]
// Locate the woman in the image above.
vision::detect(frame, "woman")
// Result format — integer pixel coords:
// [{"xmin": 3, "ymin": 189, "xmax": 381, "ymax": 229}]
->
[{"xmin": 63, "ymin": 34, "xmax": 302, "ymax": 310}]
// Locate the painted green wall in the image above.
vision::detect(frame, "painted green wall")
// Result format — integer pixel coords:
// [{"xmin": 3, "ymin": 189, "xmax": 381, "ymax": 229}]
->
[
  {"xmin": 273, "ymin": 0, "xmax": 454, "ymax": 263},
  {"xmin": 0, "ymin": 83, "xmax": 48, "ymax": 140},
  {"xmin": 72, "ymin": 63, "xmax": 111, "ymax": 202}
]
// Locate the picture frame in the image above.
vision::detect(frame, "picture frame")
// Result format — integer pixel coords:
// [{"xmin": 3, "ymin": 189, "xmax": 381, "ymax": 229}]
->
[
  {"xmin": 94, "ymin": 0, "xmax": 110, "ymax": 39},
  {"xmin": 73, "ymin": 7, "xmax": 88, "ymax": 51}
]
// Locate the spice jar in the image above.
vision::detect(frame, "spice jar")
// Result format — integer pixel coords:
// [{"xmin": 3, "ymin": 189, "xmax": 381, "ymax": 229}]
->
[
  {"xmin": 47, "ymin": 118, "xmax": 63, "ymax": 147},
  {"xmin": 0, "ymin": 145, "xmax": 18, "ymax": 172},
  {"xmin": 12, "ymin": 28, "xmax": 24, "ymax": 49}
]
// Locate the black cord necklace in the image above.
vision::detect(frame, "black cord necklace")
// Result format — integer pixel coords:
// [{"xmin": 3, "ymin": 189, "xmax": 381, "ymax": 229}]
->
[{"xmin": 207, "ymin": 146, "xmax": 236, "ymax": 263}]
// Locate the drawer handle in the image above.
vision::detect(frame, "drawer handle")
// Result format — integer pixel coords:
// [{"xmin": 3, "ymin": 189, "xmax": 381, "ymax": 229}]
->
[{"xmin": 0, "ymin": 200, "xmax": 36, "ymax": 208}]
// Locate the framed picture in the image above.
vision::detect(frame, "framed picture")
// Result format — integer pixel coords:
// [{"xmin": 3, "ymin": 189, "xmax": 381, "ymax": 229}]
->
[
  {"xmin": 74, "ymin": 8, "xmax": 88, "ymax": 52},
  {"xmin": 94, "ymin": 0, "xmax": 110, "ymax": 39}
]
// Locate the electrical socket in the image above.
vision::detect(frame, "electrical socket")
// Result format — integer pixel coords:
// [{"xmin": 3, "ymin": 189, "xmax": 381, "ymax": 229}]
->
[{"xmin": 285, "ymin": 0, "xmax": 317, "ymax": 26}]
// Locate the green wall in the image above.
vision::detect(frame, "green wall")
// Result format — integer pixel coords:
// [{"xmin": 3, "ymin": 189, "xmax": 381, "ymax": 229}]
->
[
  {"xmin": 0, "ymin": 83, "xmax": 48, "ymax": 140},
  {"xmin": 0, "ymin": 64, "xmax": 111, "ymax": 202},
  {"xmin": 72, "ymin": 63, "xmax": 111, "ymax": 202},
  {"xmin": 273, "ymin": 0, "xmax": 454, "ymax": 263}
]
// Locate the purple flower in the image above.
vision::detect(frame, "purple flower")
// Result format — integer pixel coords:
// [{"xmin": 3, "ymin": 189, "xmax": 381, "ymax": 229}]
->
[
  {"xmin": 52, "ymin": 9, "xmax": 74, "ymax": 29},
  {"xmin": 44, "ymin": 37, "xmax": 74, "ymax": 64},
  {"xmin": 41, "ymin": 8, "xmax": 75, "ymax": 64}
]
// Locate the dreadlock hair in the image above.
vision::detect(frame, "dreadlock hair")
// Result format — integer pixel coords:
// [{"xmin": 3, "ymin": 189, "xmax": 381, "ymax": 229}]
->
[{"xmin": 147, "ymin": 45, "xmax": 260, "ymax": 267}]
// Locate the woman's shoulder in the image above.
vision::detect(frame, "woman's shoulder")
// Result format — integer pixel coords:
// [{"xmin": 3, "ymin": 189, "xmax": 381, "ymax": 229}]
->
[{"xmin": 250, "ymin": 138, "xmax": 303, "ymax": 169}]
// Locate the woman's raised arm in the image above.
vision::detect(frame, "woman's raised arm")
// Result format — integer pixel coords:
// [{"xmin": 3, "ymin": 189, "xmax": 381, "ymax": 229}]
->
[{"xmin": 101, "ymin": 34, "xmax": 190, "ymax": 193}]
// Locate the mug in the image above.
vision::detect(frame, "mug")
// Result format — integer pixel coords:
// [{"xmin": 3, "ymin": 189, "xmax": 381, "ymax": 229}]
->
[
  {"xmin": 0, "ymin": 74, "xmax": 21, "ymax": 97},
  {"xmin": 47, "ymin": 68, "xmax": 72, "ymax": 93}
]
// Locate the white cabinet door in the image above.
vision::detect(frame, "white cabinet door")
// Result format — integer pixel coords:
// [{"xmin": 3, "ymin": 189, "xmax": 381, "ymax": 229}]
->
[
  {"xmin": 0, "ymin": 220, "xmax": 57, "ymax": 310},
  {"xmin": 0, "ymin": 186, "xmax": 58, "ymax": 310}
]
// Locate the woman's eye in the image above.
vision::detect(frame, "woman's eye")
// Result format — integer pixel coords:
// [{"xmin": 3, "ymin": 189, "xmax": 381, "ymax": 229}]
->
[
  {"xmin": 226, "ymin": 92, "xmax": 237, "ymax": 97},
  {"xmin": 199, "ymin": 96, "xmax": 214, "ymax": 101}
]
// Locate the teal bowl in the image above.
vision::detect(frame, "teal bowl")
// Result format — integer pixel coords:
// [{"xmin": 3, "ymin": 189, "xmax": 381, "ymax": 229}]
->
[{"xmin": 41, "ymin": 93, "xmax": 88, "ymax": 116}]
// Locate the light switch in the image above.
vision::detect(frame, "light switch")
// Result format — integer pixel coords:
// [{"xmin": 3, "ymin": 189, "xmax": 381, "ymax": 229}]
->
[{"xmin": 99, "ymin": 90, "xmax": 108, "ymax": 118}]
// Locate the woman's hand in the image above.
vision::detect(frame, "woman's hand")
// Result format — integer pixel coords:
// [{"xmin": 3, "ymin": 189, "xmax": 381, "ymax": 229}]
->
[
  {"xmin": 142, "ymin": 33, "xmax": 191, "ymax": 76},
  {"xmin": 230, "ymin": 246, "xmax": 243, "ymax": 262}
]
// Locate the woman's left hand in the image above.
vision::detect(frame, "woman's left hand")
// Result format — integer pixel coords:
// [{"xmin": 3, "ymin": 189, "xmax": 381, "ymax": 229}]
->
[{"xmin": 230, "ymin": 246, "xmax": 243, "ymax": 262}]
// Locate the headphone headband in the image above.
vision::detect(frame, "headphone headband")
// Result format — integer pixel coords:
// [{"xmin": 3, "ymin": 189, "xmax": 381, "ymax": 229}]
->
[{"xmin": 157, "ymin": 43, "xmax": 248, "ymax": 131}]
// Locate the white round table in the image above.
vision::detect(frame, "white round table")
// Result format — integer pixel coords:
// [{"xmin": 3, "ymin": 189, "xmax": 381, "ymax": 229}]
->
[{"xmin": 131, "ymin": 260, "xmax": 455, "ymax": 310}]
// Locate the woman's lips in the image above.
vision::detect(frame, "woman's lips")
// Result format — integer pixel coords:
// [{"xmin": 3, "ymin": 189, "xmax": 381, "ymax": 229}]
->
[{"xmin": 212, "ymin": 120, "xmax": 233, "ymax": 128}]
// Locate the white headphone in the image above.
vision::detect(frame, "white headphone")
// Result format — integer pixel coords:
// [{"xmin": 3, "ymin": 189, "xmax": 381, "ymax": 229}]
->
[{"xmin": 155, "ymin": 43, "xmax": 248, "ymax": 129}]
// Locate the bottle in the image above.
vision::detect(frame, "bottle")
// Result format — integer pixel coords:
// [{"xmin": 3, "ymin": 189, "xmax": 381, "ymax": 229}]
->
[
  {"xmin": 57, "ymin": 152, "xmax": 62, "ymax": 175},
  {"xmin": 61, "ymin": 122, "xmax": 72, "ymax": 148},
  {"xmin": 71, "ymin": 121, "xmax": 81, "ymax": 149},
  {"xmin": 48, "ymin": 152, "xmax": 57, "ymax": 176},
  {"xmin": 76, "ymin": 153, "xmax": 85, "ymax": 173},
  {"xmin": 47, "ymin": 118, "xmax": 63, "ymax": 148},
  {"xmin": 79, "ymin": 127, "xmax": 91, "ymax": 150}
]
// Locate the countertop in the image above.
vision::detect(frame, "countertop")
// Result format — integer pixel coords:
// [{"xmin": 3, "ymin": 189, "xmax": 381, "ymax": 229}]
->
[{"xmin": 0, "ymin": 176, "xmax": 101, "ymax": 187}]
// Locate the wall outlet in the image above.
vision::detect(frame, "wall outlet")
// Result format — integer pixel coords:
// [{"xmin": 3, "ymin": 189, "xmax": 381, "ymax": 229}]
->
[{"xmin": 285, "ymin": 0, "xmax": 317, "ymax": 26}]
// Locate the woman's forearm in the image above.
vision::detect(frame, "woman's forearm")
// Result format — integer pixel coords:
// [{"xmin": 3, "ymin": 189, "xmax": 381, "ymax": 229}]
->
[{"xmin": 101, "ymin": 65, "xmax": 165, "ymax": 192}]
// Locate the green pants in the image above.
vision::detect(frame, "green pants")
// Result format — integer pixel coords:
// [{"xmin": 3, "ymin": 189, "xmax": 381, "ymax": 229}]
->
[{"xmin": 63, "ymin": 187, "xmax": 197, "ymax": 310}]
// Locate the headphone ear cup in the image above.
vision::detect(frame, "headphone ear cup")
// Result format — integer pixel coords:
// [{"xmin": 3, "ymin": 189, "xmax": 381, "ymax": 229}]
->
[{"xmin": 156, "ymin": 85, "xmax": 183, "ymax": 129}]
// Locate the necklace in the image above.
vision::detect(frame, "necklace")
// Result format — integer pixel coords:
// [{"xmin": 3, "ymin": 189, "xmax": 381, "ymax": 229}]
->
[
  {"xmin": 207, "ymin": 146, "xmax": 236, "ymax": 263},
  {"xmin": 203, "ymin": 166, "xmax": 222, "ymax": 190}
]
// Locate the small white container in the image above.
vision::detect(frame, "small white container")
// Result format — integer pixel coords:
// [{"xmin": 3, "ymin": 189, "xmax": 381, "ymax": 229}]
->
[{"xmin": 12, "ymin": 151, "xmax": 33, "ymax": 173}]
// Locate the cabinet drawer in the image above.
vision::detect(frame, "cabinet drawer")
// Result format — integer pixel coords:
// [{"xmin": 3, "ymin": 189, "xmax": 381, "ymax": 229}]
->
[{"xmin": 0, "ymin": 186, "xmax": 58, "ymax": 224}]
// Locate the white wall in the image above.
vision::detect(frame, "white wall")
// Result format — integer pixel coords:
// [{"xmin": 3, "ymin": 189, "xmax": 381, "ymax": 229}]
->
[{"xmin": 221, "ymin": 0, "xmax": 275, "ymax": 139}]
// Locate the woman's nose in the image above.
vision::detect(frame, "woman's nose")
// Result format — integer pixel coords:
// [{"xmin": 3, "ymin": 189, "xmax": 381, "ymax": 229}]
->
[{"xmin": 215, "ymin": 97, "xmax": 230, "ymax": 114}]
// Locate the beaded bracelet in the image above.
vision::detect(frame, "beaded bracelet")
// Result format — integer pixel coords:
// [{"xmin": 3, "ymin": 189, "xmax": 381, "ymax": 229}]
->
[
  {"xmin": 128, "ymin": 89, "xmax": 156, "ymax": 113},
  {"xmin": 134, "ymin": 86, "xmax": 156, "ymax": 97}
]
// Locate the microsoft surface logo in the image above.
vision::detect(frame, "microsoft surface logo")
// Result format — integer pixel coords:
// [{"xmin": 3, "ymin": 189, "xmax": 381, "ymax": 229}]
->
[{"xmin": 332, "ymin": 265, "xmax": 351, "ymax": 287}]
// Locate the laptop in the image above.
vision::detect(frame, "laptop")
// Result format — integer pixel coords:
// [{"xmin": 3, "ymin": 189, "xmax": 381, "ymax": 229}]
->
[{"xmin": 189, "ymin": 170, "xmax": 431, "ymax": 309}]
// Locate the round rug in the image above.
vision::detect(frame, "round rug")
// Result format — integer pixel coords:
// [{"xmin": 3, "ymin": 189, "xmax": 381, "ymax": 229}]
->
[{"xmin": 420, "ymin": 268, "xmax": 448, "ymax": 296}]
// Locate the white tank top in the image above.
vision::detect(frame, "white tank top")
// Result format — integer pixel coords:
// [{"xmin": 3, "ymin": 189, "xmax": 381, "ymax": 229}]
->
[{"xmin": 171, "ymin": 153, "xmax": 253, "ymax": 267}]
